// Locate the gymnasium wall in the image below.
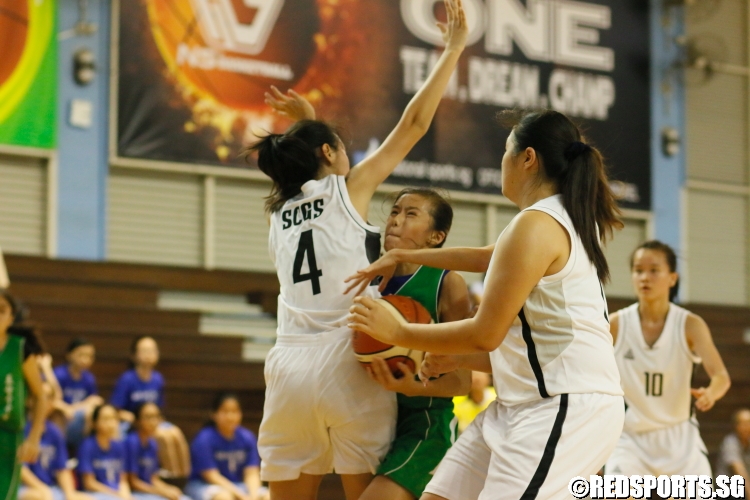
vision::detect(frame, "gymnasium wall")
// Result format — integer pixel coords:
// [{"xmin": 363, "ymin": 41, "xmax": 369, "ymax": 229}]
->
[
  {"xmin": 684, "ymin": 1, "xmax": 750, "ymax": 305},
  {"xmin": 105, "ymin": 166, "xmax": 648, "ymax": 299}
]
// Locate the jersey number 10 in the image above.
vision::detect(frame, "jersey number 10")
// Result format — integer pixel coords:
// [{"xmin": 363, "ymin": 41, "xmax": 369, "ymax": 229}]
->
[
  {"xmin": 293, "ymin": 230, "xmax": 323, "ymax": 295},
  {"xmin": 644, "ymin": 371, "xmax": 664, "ymax": 397}
]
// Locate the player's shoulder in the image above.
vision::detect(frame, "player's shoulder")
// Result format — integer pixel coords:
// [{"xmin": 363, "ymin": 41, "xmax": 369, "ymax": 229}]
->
[
  {"xmin": 46, "ymin": 420, "xmax": 65, "ymax": 440},
  {"xmin": 193, "ymin": 425, "xmax": 217, "ymax": 443},
  {"xmin": 236, "ymin": 426, "xmax": 257, "ymax": 444},
  {"xmin": 684, "ymin": 309, "xmax": 709, "ymax": 333},
  {"xmin": 152, "ymin": 370, "xmax": 165, "ymax": 385}
]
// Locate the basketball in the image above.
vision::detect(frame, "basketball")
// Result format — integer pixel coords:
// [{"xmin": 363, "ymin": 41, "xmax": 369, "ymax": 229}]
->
[
  {"xmin": 352, "ymin": 295, "xmax": 433, "ymax": 378},
  {"xmin": 0, "ymin": 0, "xmax": 28, "ymax": 87}
]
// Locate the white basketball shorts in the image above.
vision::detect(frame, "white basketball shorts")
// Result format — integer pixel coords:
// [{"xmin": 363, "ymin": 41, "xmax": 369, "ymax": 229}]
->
[
  {"xmin": 425, "ymin": 392, "xmax": 625, "ymax": 500},
  {"xmin": 605, "ymin": 417, "xmax": 712, "ymax": 476},
  {"xmin": 258, "ymin": 327, "xmax": 397, "ymax": 482}
]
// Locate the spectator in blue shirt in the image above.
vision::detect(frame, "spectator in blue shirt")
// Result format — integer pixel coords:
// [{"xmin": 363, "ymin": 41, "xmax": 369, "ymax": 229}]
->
[
  {"xmin": 52, "ymin": 339, "xmax": 103, "ymax": 446},
  {"xmin": 185, "ymin": 394, "xmax": 266, "ymax": 500},
  {"xmin": 19, "ymin": 383, "xmax": 94, "ymax": 500},
  {"xmin": 110, "ymin": 337, "xmax": 189, "ymax": 478},
  {"xmin": 126, "ymin": 403, "xmax": 188, "ymax": 500},
  {"xmin": 77, "ymin": 404, "xmax": 131, "ymax": 500}
]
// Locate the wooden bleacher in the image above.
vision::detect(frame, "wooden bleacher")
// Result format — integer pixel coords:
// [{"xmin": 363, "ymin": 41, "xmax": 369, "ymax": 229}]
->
[{"xmin": 5, "ymin": 255, "xmax": 750, "ymax": 495}]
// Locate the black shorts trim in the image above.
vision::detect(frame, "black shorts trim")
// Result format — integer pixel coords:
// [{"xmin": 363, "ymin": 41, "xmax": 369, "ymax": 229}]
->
[{"xmin": 520, "ymin": 393, "xmax": 569, "ymax": 500}]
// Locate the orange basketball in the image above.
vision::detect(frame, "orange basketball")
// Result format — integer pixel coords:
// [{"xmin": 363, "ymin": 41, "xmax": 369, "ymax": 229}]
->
[
  {"xmin": 352, "ymin": 295, "xmax": 433, "ymax": 378},
  {"xmin": 0, "ymin": 0, "xmax": 28, "ymax": 87}
]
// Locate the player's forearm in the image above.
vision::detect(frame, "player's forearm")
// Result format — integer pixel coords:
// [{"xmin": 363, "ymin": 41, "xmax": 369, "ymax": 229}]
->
[
  {"xmin": 244, "ymin": 468, "xmax": 261, "ymax": 499},
  {"xmin": 393, "ymin": 245, "xmax": 494, "ymax": 274},
  {"xmin": 456, "ymin": 353, "xmax": 493, "ymax": 373},
  {"xmin": 56, "ymin": 470, "xmax": 78, "ymax": 497},
  {"xmin": 402, "ymin": 317, "xmax": 500, "ymax": 355},
  {"xmin": 401, "ymin": 48, "xmax": 462, "ymax": 133},
  {"xmin": 83, "ymin": 476, "xmax": 120, "ymax": 496},
  {"xmin": 707, "ymin": 370, "xmax": 731, "ymax": 402},
  {"xmin": 129, "ymin": 475, "xmax": 158, "ymax": 495},
  {"xmin": 203, "ymin": 470, "xmax": 243, "ymax": 496},
  {"xmin": 21, "ymin": 467, "xmax": 46, "ymax": 489}
]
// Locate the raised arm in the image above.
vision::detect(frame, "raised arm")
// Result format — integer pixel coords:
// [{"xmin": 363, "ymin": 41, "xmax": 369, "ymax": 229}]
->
[
  {"xmin": 349, "ymin": 211, "xmax": 570, "ymax": 354},
  {"xmin": 345, "ymin": 245, "xmax": 495, "ymax": 295},
  {"xmin": 345, "ymin": 0, "xmax": 468, "ymax": 218},
  {"xmin": 686, "ymin": 314, "xmax": 731, "ymax": 412}
]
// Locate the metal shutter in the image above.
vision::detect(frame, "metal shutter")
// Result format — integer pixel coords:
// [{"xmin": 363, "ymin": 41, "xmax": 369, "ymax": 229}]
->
[
  {"xmin": 0, "ymin": 155, "xmax": 47, "ymax": 255},
  {"xmin": 214, "ymin": 178, "xmax": 274, "ymax": 272},
  {"xmin": 686, "ymin": 191, "xmax": 747, "ymax": 304},
  {"xmin": 108, "ymin": 168, "xmax": 203, "ymax": 266}
]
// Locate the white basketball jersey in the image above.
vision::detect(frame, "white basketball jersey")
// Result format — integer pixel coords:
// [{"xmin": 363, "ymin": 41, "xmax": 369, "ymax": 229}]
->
[
  {"xmin": 268, "ymin": 175, "xmax": 381, "ymax": 336},
  {"xmin": 490, "ymin": 195, "xmax": 623, "ymax": 405},
  {"xmin": 614, "ymin": 303, "xmax": 701, "ymax": 433}
]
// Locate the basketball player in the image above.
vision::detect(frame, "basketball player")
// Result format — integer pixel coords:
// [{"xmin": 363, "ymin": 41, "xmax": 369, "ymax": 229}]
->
[
  {"xmin": 604, "ymin": 240, "xmax": 730, "ymax": 476},
  {"xmin": 249, "ymin": 3, "xmax": 468, "ymax": 499},
  {"xmin": 348, "ymin": 110, "xmax": 626, "ymax": 499},
  {"xmin": 359, "ymin": 188, "xmax": 472, "ymax": 500},
  {"xmin": 1, "ymin": 291, "xmax": 46, "ymax": 500}
]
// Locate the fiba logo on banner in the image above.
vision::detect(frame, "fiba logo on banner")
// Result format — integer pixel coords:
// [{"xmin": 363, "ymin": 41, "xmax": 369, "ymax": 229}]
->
[{"xmin": 188, "ymin": 0, "xmax": 284, "ymax": 56}]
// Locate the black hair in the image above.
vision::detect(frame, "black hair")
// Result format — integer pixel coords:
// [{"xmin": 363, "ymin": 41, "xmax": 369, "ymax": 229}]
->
[
  {"xmin": 128, "ymin": 335, "xmax": 156, "ymax": 369},
  {"xmin": 245, "ymin": 120, "xmax": 342, "ymax": 213},
  {"xmin": 203, "ymin": 392, "xmax": 241, "ymax": 428},
  {"xmin": 500, "ymin": 110, "xmax": 623, "ymax": 283},
  {"xmin": 630, "ymin": 240, "xmax": 680, "ymax": 302},
  {"xmin": 1, "ymin": 290, "xmax": 45, "ymax": 356},
  {"xmin": 90, "ymin": 403, "xmax": 118, "ymax": 435},
  {"xmin": 390, "ymin": 188, "xmax": 453, "ymax": 248},
  {"xmin": 66, "ymin": 337, "xmax": 93, "ymax": 353}
]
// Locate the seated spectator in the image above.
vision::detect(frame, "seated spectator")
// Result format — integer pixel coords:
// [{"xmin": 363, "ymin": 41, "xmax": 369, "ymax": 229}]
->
[
  {"xmin": 185, "ymin": 394, "xmax": 267, "ymax": 500},
  {"xmin": 18, "ymin": 383, "xmax": 94, "ymax": 500},
  {"xmin": 77, "ymin": 404, "xmax": 131, "ymax": 500},
  {"xmin": 716, "ymin": 408, "xmax": 750, "ymax": 481},
  {"xmin": 125, "ymin": 403, "xmax": 188, "ymax": 500},
  {"xmin": 52, "ymin": 339, "xmax": 103, "ymax": 446},
  {"xmin": 452, "ymin": 371, "xmax": 496, "ymax": 434},
  {"xmin": 110, "ymin": 336, "xmax": 190, "ymax": 477}
]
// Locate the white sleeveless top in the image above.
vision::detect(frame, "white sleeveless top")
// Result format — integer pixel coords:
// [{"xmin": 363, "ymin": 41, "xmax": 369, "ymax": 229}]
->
[
  {"xmin": 614, "ymin": 302, "xmax": 701, "ymax": 433},
  {"xmin": 268, "ymin": 175, "xmax": 381, "ymax": 336},
  {"xmin": 490, "ymin": 195, "xmax": 623, "ymax": 405}
]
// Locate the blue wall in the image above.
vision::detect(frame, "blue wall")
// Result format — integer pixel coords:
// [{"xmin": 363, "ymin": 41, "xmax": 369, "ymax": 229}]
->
[
  {"xmin": 650, "ymin": 1, "xmax": 687, "ymax": 265},
  {"xmin": 55, "ymin": 0, "xmax": 110, "ymax": 260}
]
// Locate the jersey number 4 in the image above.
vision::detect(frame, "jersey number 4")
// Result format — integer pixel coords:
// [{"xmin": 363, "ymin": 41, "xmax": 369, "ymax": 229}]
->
[
  {"xmin": 293, "ymin": 230, "xmax": 323, "ymax": 295},
  {"xmin": 644, "ymin": 371, "xmax": 664, "ymax": 397}
]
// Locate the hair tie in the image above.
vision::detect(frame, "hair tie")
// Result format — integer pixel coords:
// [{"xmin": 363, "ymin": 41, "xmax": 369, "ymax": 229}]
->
[{"xmin": 564, "ymin": 141, "xmax": 591, "ymax": 162}]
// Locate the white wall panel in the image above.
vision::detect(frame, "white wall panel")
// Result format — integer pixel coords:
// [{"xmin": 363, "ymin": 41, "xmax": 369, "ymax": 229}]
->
[
  {"xmin": 0, "ymin": 155, "xmax": 47, "ymax": 255},
  {"xmin": 108, "ymin": 169, "xmax": 203, "ymax": 266},
  {"xmin": 214, "ymin": 179, "xmax": 274, "ymax": 272},
  {"xmin": 686, "ymin": 73, "xmax": 748, "ymax": 184},
  {"xmin": 687, "ymin": 191, "xmax": 747, "ymax": 305}
]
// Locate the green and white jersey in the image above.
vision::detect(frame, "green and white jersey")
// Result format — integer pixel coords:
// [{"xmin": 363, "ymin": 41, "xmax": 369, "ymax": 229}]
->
[
  {"xmin": 383, "ymin": 265, "xmax": 453, "ymax": 411},
  {"xmin": 0, "ymin": 334, "xmax": 25, "ymax": 433}
]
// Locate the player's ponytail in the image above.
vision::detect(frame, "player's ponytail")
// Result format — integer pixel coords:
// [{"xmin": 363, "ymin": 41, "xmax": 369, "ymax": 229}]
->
[
  {"xmin": 1, "ymin": 290, "xmax": 45, "ymax": 355},
  {"xmin": 502, "ymin": 110, "xmax": 623, "ymax": 283},
  {"xmin": 246, "ymin": 120, "xmax": 341, "ymax": 213}
]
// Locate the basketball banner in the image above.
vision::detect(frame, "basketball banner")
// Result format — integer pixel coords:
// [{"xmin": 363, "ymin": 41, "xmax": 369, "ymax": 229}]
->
[
  {"xmin": 117, "ymin": 0, "xmax": 650, "ymax": 210},
  {"xmin": 0, "ymin": 0, "xmax": 57, "ymax": 149}
]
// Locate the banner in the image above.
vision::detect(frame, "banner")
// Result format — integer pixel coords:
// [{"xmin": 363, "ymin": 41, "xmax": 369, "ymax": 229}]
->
[
  {"xmin": 118, "ymin": 0, "xmax": 650, "ymax": 210},
  {"xmin": 0, "ymin": 0, "xmax": 57, "ymax": 149}
]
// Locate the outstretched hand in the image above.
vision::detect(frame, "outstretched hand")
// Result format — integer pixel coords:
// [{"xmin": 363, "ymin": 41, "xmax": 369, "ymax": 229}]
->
[
  {"xmin": 265, "ymin": 86, "xmax": 316, "ymax": 121},
  {"xmin": 344, "ymin": 250, "xmax": 400, "ymax": 296},
  {"xmin": 348, "ymin": 297, "xmax": 402, "ymax": 345},
  {"xmin": 438, "ymin": 0, "xmax": 469, "ymax": 51}
]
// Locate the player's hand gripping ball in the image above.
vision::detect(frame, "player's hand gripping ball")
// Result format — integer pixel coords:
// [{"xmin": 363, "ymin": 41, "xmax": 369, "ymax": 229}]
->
[{"xmin": 351, "ymin": 295, "xmax": 433, "ymax": 378}]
